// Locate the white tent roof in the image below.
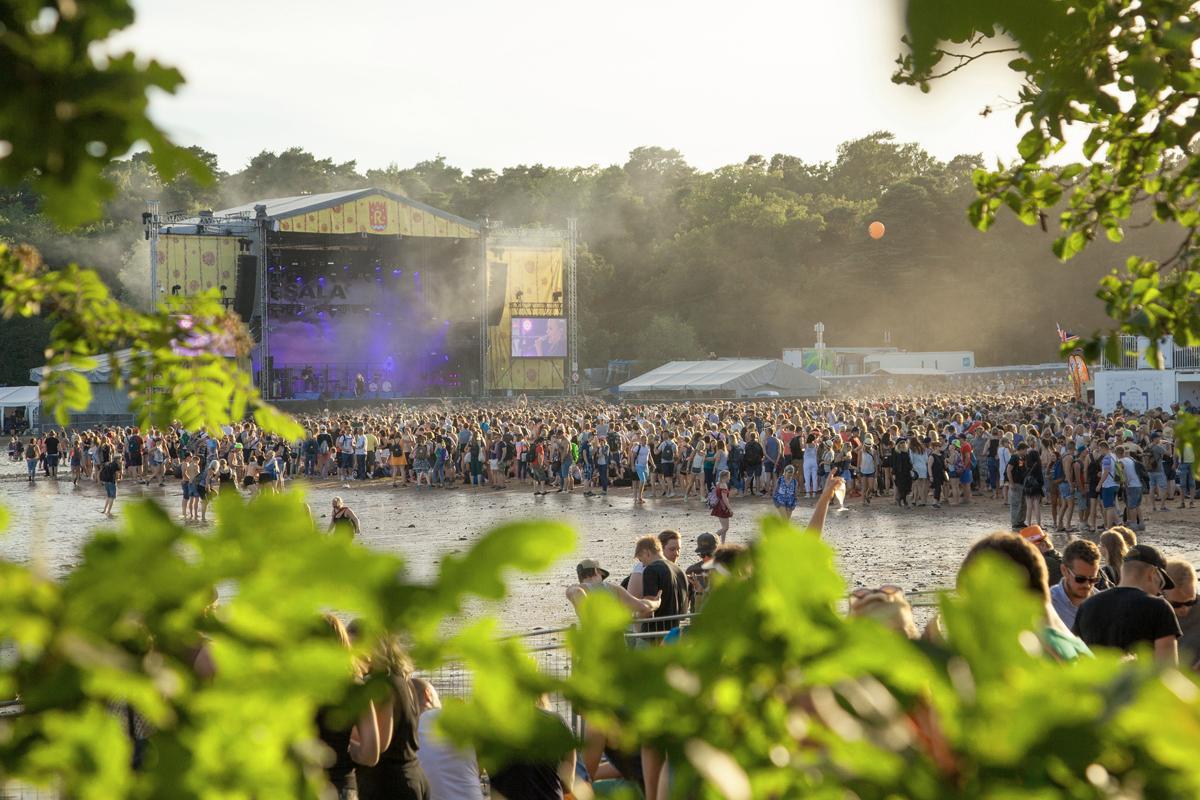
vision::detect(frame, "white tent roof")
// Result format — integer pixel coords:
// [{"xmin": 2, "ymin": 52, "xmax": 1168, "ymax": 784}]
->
[
  {"xmin": 619, "ymin": 359, "xmax": 826, "ymax": 395},
  {"xmin": 0, "ymin": 386, "xmax": 39, "ymax": 408}
]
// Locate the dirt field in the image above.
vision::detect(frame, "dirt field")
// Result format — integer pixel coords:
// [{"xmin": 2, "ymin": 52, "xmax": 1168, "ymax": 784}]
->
[{"xmin": 3, "ymin": 462, "xmax": 1199, "ymax": 632}]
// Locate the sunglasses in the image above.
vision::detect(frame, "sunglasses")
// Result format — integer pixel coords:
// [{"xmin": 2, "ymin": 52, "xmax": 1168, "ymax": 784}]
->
[
  {"xmin": 1170, "ymin": 598, "xmax": 1199, "ymax": 609},
  {"xmin": 850, "ymin": 584, "xmax": 905, "ymax": 601},
  {"xmin": 1065, "ymin": 568, "xmax": 1101, "ymax": 586}
]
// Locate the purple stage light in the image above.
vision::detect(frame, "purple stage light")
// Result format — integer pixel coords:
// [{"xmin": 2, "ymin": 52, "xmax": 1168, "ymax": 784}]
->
[{"xmin": 392, "ymin": 269, "xmax": 401, "ymax": 276}]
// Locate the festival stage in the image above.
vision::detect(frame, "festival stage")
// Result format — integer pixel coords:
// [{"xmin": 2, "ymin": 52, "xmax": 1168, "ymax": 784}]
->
[{"xmin": 151, "ymin": 189, "xmax": 577, "ymax": 399}]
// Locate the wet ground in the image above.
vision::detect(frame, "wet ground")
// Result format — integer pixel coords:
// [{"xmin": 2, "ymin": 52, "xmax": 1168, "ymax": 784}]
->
[{"xmin": 3, "ymin": 462, "xmax": 1198, "ymax": 632}]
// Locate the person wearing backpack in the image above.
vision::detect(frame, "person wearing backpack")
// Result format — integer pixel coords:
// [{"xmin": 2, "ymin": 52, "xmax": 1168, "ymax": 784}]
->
[
  {"xmin": 1116, "ymin": 445, "xmax": 1145, "ymax": 530},
  {"xmin": 1144, "ymin": 431, "xmax": 1169, "ymax": 512},
  {"xmin": 709, "ymin": 469, "xmax": 733, "ymax": 543},
  {"xmin": 656, "ymin": 432, "xmax": 678, "ymax": 498}
]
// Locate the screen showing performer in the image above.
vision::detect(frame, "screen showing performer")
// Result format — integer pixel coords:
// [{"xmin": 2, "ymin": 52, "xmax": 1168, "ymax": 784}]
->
[{"xmin": 512, "ymin": 317, "xmax": 566, "ymax": 357}]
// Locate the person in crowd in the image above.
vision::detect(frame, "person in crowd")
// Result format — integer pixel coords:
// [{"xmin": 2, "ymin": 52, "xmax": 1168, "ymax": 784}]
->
[
  {"xmin": 99, "ymin": 455, "xmax": 123, "ymax": 516},
  {"xmin": 1072, "ymin": 544, "xmax": 1181, "ymax": 663},
  {"xmin": 634, "ymin": 535, "xmax": 688, "ymax": 636},
  {"xmin": 329, "ymin": 496, "xmax": 361, "ymax": 537},
  {"xmin": 354, "ymin": 631, "xmax": 431, "ymax": 800},
  {"xmin": 772, "ymin": 463, "xmax": 799, "ymax": 519},
  {"xmin": 957, "ymin": 533, "xmax": 1092, "ymax": 661},
  {"xmin": 710, "ymin": 469, "xmax": 733, "ymax": 542},
  {"xmin": 317, "ymin": 614, "xmax": 381, "ymax": 800},
  {"xmin": 566, "ymin": 559, "xmax": 661, "ymax": 618},
  {"xmin": 411, "ymin": 678, "xmax": 484, "ymax": 800},
  {"xmin": 1098, "ymin": 528, "xmax": 1129, "ymax": 588},
  {"xmin": 487, "ymin": 696, "xmax": 575, "ymax": 800},
  {"xmin": 848, "ymin": 585, "xmax": 919, "ymax": 639},
  {"xmin": 1049, "ymin": 539, "xmax": 1103, "ymax": 629},
  {"xmin": 1019, "ymin": 525, "xmax": 1062, "ymax": 579}
]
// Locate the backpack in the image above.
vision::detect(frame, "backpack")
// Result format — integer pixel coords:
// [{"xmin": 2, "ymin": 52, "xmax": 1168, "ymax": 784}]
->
[
  {"xmin": 1143, "ymin": 447, "xmax": 1160, "ymax": 473},
  {"xmin": 706, "ymin": 487, "xmax": 719, "ymax": 509},
  {"xmin": 1134, "ymin": 458, "xmax": 1150, "ymax": 487}
]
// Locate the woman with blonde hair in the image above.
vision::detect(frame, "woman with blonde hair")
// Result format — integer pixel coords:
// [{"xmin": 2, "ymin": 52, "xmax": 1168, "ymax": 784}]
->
[
  {"xmin": 352, "ymin": 629, "xmax": 431, "ymax": 800},
  {"xmin": 1098, "ymin": 528, "xmax": 1129, "ymax": 589},
  {"xmin": 317, "ymin": 614, "xmax": 381, "ymax": 800}
]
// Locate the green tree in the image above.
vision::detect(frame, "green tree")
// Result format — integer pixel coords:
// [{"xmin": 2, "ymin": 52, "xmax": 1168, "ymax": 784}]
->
[
  {"xmin": 634, "ymin": 312, "xmax": 705, "ymax": 365},
  {"xmin": 895, "ymin": 0, "xmax": 1200, "ymax": 364}
]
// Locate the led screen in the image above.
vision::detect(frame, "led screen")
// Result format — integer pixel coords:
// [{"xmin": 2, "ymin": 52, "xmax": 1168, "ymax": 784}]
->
[{"xmin": 512, "ymin": 317, "xmax": 566, "ymax": 357}]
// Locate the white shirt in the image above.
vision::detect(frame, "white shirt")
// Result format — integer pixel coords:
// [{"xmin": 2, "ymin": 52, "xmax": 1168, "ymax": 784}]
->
[{"xmin": 418, "ymin": 709, "xmax": 483, "ymax": 800}]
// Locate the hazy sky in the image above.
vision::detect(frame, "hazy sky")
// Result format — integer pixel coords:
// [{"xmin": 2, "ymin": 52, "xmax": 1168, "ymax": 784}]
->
[{"xmin": 114, "ymin": 0, "xmax": 1027, "ymax": 175}]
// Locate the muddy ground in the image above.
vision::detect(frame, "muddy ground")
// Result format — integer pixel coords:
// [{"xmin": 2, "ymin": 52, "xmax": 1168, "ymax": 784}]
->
[{"xmin": 2, "ymin": 462, "xmax": 1198, "ymax": 632}]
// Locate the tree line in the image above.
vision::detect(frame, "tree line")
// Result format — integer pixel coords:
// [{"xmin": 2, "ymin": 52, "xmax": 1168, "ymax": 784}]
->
[{"xmin": 2, "ymin": 132, "xmax": 1180, "ymax": 384}]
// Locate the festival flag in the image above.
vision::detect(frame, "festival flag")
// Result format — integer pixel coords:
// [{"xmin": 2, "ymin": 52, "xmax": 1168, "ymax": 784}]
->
[{"xmin": 1056, "ymin": 324, "xmax": 1080, "ymax": 344}]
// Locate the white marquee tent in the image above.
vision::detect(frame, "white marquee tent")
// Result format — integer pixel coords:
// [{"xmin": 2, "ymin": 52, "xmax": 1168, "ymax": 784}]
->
[
  {"xmin": 0, "ymin": 386, "xmax": 40, "ymax": 432},
  {"xmin": 619, "ymin": 359, "xmax": 826, "ymax": 397}
]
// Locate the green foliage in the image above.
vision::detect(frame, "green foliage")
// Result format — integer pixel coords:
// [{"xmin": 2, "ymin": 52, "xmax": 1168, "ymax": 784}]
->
[
  {"xmin": 0, "ymin": 491, "xmax": 577, "ymax": 798},
  {"xmin": 561, "ymin": 518, "xmax": 1200, "ymax": 798},
  {"xmin": 896, "ymin": 0, "xmax": 1200, "ymax": 359},
  {"xmin": 0, "ymin": 242, "xmax": 300, "ymax": 437},
  {"xmin": 0, "ymin": 0, "xmax": 210, "ymax": 227}
]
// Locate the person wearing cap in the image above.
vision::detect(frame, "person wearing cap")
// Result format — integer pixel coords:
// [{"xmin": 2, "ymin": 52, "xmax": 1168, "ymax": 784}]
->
[
  {"xmin": 684, "ymin": 533, "xmax": 719, "ymax": 611},
  {"xmin": 1072, "ymin": 544, "xmax": 1182, "ymax": 663},
  {"xmin": 1020, "ymin": 525, "xmax": 1062, "ymax": 581},
  {"xmin": 565, "ymin": 559, "xmax": 660, "ymax": 619}
]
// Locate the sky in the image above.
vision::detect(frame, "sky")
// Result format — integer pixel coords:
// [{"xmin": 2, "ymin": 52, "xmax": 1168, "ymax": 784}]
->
[{"xmin": 113, "ymin": 0, "xmax": 1028, "ymax": 175}]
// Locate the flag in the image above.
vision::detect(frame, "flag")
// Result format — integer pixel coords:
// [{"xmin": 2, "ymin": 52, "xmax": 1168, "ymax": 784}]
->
[{"xmin": 1056, "ymin": 324, "xmax": 1080, "ymax": 345}]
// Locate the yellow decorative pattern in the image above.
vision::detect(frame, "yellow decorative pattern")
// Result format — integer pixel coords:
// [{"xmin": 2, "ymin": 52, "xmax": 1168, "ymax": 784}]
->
[
  {"xmin": 276, "ymin": 193, "xmax": 478, "ymax": 238},
  {"xmin": 157, "ymin": 234, "xmax": 240, "ymax": 300},
  {"xmin": 486, "ymin": 245, "xmax": 566, "ymax": 391}
]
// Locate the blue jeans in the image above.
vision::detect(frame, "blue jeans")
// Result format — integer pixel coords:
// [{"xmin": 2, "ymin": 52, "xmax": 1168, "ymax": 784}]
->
[
  {"xmin": 1180, "ymin": 463, "xmax": 1196, "ymax": 498},
  {"xmin": 355, "ymin": 453, "xmax": 367, "ymax": 480},
  {"xmin": 433, "ymin": 461, "xmax": 446, "ymax": 484},
  {"xmin": 1125, "ymin": 486, "xmax": 1143, "ymax": 509},
  {"xmin": 987, "ymin": 457, "xmax": 999, "ymax": 490},
  {"xmin": 26, "ymin": 458, "xmax": 37, "ymax": 479}
]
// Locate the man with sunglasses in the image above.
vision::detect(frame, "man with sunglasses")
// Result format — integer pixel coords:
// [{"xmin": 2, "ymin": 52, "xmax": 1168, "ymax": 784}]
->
[
  {"xmin": 1050, "ymin": 539, "xmax": 1102, "ymax": 629},
  {"xmin": 1165, "ymin": 560, "xmax": 1200, "ymax": 669},
  {"xmin": 1072, "ymin": 544, "xmax": 1182, "ymax": 664}
]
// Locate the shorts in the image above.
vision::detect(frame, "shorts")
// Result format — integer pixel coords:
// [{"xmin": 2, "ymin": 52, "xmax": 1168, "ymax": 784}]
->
[
  {"xmin": 103, "ymin": 482, "xmax": 116, "ymax": 499},
  {"xmin": 259, "ymin": 473, "xmax": 275, "ymax": 484},
  {"xmin": 764, "ymin": 461, "xmax": 776, "ymax": 474},
  {"xmin": 1058, "ymin": 482, "xmax": 1072, "ymax": 499},
  {"xmin": 183, "ymin": 483, "xmax": 194, "ymax": 499},
  {"xmin": 661, "ymin": 463, "xmax": 675, "ymax": 478},
  {"xmin": 1148, "ymin": 471, "xmax": 1167, "ymax": 491},
  {"xmin": 338, "ymin": 453, "xmax": 352, "ymax": 469},
  {"xmin": 489, "ymin": 459, "xmax": 499, "ymax": 470},
  {"xmin": 1125, "ymin": 486, "xmax": 1143, "ymax": 509},
  {"xmin": 959, "ymin": 470, "xmax": 973, "ymax": 485},
  {"xmin": 1101, "ymin": 486, "xmax": 1118, "ymax": 508},
  {"xmin": 126, "ymin": 455, "xmax": 142, "ymax": 467},
  {"xmin": 691, "ymin": 466, "xmax": 702, "ymax": 475},
  {"xmin": 636, "ymin": 466, "xmax": 649, "ymax": 483}
]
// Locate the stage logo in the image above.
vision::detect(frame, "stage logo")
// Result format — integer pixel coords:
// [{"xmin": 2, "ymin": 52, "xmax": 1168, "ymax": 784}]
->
[{"xmin": 369, "ymin": 201, "xmax": 388, "ymax": 232}]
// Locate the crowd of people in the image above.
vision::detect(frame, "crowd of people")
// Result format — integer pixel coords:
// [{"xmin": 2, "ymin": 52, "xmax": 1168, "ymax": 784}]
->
[
  {"xmin": 9, "ymin": 390, "xmax": 1197, "ymax": 535},
  {"xmin": 7, "ymin": 390, "xmax": 1200, "ymax": 798}
]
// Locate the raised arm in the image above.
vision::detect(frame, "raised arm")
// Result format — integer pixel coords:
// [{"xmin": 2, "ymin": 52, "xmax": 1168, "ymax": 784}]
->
[{"xmin": 805, "ymin": 476, "xmax": 843, "ymax": 537}]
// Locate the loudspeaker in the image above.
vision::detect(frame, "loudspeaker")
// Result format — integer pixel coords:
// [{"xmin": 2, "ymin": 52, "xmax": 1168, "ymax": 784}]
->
[
  {"xmin": 486, "ymin": 261, "xmax": 507, "ymax": 326},
  {"xmin": 234, "ymin": 255, "xmax": 257, "ymax": 321}
]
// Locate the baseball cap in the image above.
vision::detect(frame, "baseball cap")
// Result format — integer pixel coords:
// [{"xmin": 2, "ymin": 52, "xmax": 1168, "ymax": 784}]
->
[
  {"xmin": 576, "ymin": 559, "xmax": 610, "ymax": 580},
  {"xmin": 695, "ymin": 532, "xmax": 719, "ymax": 556},
  {"xmin": 1019, "ymin": 525, "xmax": 1049, "ymax": 545},
  {"xmin": 1125, "ymin": 545, "xmax": 1176, "ymax": 590}
]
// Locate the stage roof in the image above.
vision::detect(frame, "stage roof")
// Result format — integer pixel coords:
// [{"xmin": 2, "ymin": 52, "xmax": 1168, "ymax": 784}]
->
[
  {"xmin": 0, "ymin": 386, "xmax": 39, "ymax": 408},
  {"xmin": 619, "ymin": 359, "xmax": 826, "ymax": 396},
  {"xmin": 162, "ymin": 188, "xmax": 480, "ymax": 238}
]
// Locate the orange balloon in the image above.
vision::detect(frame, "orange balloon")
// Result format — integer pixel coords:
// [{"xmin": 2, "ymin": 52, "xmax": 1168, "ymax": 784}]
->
[{"xmin": 868, "ymin": 221, "xmax": 886, "ymax": 239}]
